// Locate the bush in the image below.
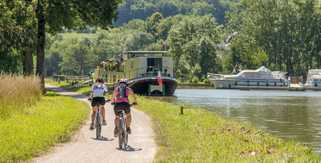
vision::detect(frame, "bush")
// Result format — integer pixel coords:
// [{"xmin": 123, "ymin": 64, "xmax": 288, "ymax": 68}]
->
[{"xmin": 191, "ymin": 76, "xmax": 199, "ymax": 84}]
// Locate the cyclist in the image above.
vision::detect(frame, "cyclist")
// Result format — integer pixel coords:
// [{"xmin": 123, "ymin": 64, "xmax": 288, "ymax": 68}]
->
[
  {"xmin": 89, "ymin": 78, "xmax": 108, "ymax": 130},
  {"xmin": 112, "ymin": 79, "xmax": 137, "ymax": 137}
]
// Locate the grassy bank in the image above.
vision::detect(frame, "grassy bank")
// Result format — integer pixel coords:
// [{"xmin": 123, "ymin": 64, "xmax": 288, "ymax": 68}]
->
[
  {"xmin": 0, "ymin": 75, "xmax": 41, "ymax": 117},
  {"xmin": 137, "ymin": 98, "xmax": 320, "ymax": 162},
  {"xmin": 0, "ymin": 76, "xmax": 89, "ymax": 162},
  {"xmin": 0, "ymin": 93, "xmax": 89, "ymax": 162},
  {"xmin": 46, "ymin": 79, "xmax": 91, "ymax": 95}
]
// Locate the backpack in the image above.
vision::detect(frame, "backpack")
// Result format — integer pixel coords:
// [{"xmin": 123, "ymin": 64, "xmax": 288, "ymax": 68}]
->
[{"xmin": 118, "ymin": 83, "xmax": 128, "ymax": 98}]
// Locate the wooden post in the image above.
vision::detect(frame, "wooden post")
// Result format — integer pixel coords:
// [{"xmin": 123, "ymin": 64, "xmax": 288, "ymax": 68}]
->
[{"xmin": 180, "ymin": 106, "xmax": 184, "ymax": 115}]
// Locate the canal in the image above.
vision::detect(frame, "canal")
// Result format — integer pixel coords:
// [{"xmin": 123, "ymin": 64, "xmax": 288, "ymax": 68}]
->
[{"xmin": 174, "ymin": 89, "xmax": 321, "ymax": 152}]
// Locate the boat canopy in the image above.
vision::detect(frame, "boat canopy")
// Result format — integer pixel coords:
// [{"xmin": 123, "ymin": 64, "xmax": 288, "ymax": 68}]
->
[{"xmin": 209, "ymin": 66, "xmax": 287, "ymax": 80}]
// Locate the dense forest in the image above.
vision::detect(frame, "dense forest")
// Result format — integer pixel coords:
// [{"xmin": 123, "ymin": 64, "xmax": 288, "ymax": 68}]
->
[
  {"xmin": 1, "ymin": 0, "xmax": 321, "ymax": 83},
  {"xmin": 115, "ymin": 0, "xmax": 239, "ymax": 25}
]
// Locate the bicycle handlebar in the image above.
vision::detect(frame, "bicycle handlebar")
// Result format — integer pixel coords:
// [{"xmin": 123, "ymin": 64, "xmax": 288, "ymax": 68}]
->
[
  {"xmin": 111, "ymin": 102, "xmax": 138, "ymax": 106},
  {"xmin": 87, "ymin": 97, "xmax": 111, "ymax": 103}
]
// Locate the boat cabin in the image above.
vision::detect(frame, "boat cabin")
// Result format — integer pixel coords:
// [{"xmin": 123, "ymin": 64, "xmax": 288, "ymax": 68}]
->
[
  {"xmin": 208, "ymin": 66, "xmax": 289, "ymax": 89},
  {"xmin": 305, "ymin": 69, "xmax": 321, "ymax": 88}
]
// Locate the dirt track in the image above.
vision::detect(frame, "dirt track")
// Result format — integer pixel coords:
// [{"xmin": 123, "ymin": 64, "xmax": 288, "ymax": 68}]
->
[{"xmin": 33, "ymin": 85, "xmax": 156, "ymax": 163}]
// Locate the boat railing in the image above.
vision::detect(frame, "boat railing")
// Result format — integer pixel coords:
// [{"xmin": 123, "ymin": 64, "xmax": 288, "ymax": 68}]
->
[
  {"xmin": 140, "ymin": 72, "xmax": 172, "ymax": 78},
  {"xmin": 128, "ymin": 72, "xmax": 175, "ymax": 82}
]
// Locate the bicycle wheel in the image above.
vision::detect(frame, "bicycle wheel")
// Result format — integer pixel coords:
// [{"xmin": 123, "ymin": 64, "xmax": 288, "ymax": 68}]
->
[
  {"xmin": 96, "ymin": 111, "xmax": 102, "ymax": 139},
  {"xmin": 118, "ymin": 119, "xmax": 124, "ymax": 149}
]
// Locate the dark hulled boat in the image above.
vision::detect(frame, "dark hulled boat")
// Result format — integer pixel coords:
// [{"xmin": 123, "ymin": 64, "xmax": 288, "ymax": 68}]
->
[
  {"xmin": 128, "ymin": 75, "xmax": 177, "ymax": 96},
  {"xmin": 94, "ymin": 51, "xmax": 177, "ymax": 96}
]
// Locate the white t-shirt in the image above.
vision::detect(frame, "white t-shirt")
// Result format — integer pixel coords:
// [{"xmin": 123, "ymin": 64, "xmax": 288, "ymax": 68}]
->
[{"xmin": 92, "ymin": 84, "xmax": 108, "ymax": 97}]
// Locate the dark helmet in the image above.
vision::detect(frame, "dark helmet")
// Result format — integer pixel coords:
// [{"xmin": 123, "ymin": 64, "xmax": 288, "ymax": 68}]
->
[
  {"xmin": 95, "ymin": 78, "xmax": 104, "ymax": 83},
  {"xmin": 119, "ymin": 78, "xmax": 128, "ymax": 85}
]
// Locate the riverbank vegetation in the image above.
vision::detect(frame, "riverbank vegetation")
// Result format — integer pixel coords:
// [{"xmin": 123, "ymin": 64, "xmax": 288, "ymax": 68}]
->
[
  {"xmin": 0, "ymin": 76, "xmax": 89, "ymax": 162},
  {"xmin": 137, "ymin": 98, "xmax": 320, "ymax": 162},
  {"xmin": 2, "ymin": 0, "xmax": 320, "ymax": 83},
  {"xmin": 42, "ymin": 0, "xmax": 321, "ymax": 83}
]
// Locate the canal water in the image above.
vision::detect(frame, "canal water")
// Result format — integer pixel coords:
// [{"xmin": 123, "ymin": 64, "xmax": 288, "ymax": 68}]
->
[{"xmin": 174, "ymin": 89, "xmax": 321, "ymax": 152}]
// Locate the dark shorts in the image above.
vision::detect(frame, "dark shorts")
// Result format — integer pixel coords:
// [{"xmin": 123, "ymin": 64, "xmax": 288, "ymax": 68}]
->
[
  {"xmin": 114, "ymin": 102, "xmax": 130, "ymax": 116},
  {"xmin": 91, "ymin": 97, "xmax": 106, "ymax": 107}
]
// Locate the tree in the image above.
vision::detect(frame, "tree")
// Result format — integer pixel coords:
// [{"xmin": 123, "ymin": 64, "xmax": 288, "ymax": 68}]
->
[
  {"xmin": 146, "ymin": 12, "xmax": 164, "ymax": 37},
  {"xmin": 0, "ymin": 0, "xmax": 36, "ymax": 74},
  {"xmin": 34, "ymin": 0, "xmax": 121, "ymax": 93},
  {"xmin": 228, "ymin": 0, "xmax": 321, "ymax": 76},
  {"xmin": 168, "ymin": 15, "xmax": 221, "ymax": 81}
]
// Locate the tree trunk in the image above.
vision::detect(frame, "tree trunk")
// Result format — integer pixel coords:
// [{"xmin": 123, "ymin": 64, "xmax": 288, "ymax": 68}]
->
[
  {"xmin": 36, "ymin": 0, "xmax": 46, "ymax": 94},
  {"xmin": 22, "ymin": 48, "xmax": 33, "ymax": 75}
]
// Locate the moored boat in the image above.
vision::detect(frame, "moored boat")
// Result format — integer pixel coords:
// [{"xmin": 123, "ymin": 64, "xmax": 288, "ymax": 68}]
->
[
  {"xmin": 208, "ymin": 66, "xmax": 290, "ymax": 90},
  {"xmin": 94, "ymin": 51, "xmax": 177, "ymax": 96},
  {"xmin": 305, "ymin": 69, "xmax": 321, "ymax": 90}
]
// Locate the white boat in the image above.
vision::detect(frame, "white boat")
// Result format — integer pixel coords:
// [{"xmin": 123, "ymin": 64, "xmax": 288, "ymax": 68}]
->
[
  {"xmin": 208, "ymin": 66, "xmax": 289, "ymax": 89},
  {"xmin": 305, "ymin": 69, "xmax": 321, "ymax": 90}
]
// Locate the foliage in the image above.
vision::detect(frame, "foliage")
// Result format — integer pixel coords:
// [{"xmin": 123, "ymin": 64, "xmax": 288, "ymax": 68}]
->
[
  {"xmin": 227, "ymin": 0, "xmax": 321, "ymax": 76},
  {"xmin": 115, "ymin": 0, "xmax": 239, "ymax": 25},
  {"xmin": 42, "ymin": 0, "xmax": 321, "ymax": 81},
  {"xmin": 137, "ymin": 97, "xmax": 321, "ymax": 162},
  {"xmin": 0, "ymin": 0, "xmax": 36, "ymax": 74},
  {"xmin": 0, "ymin": 0, "xmax": 121, "ymax": 93},
  {"xmin": 45, "ymin": 14, "xmax": 223, "ymax": 82},
  {"xmin": 168, "ymin": 15, "xmax": 221, "ymax": 80}
]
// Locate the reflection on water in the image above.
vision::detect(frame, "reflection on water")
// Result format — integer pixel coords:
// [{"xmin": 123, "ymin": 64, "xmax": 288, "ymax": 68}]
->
[{"xmin": 174, "ymin": 89, "xmax": 321, "ymax": 152}]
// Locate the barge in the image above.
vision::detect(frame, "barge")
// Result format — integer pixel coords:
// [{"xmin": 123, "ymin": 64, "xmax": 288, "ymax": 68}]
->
[{"xmin": 94, "ymin": 51, "xmax": 177, "ymax": 96}]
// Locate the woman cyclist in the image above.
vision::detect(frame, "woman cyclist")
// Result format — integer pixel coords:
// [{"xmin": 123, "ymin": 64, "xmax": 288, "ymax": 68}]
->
[
  {"xmin": 89, "ymin": 78, "xmax": 108, "ymax": 130},
  {"xmin": 112, "ymin": 79, "xmax": 137, "ymax": 136}
]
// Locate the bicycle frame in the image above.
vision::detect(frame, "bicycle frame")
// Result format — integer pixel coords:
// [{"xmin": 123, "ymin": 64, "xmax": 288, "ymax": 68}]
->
[
  {"xmin": 118, "ymin": 110, "xmax": 128, "ymax": 150},
  {"xmin": 95, "ymin": 107, "xmax": 103, "ymax": 139}
]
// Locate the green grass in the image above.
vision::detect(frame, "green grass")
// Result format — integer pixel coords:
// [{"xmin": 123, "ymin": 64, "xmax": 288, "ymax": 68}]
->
[
  {"xmin": 70, "ymin": 86, "xmax": 91, "ymax": 95},
  {"xmin": 0, "ymin": 94, "xmax": 89, "ymax": 162},
  {"xmin": 46, "ymin": 79, "xmax": 91, "ymax": 95},
  {"xmin": 45, "ymin": 79, "xmax": 70, "ymax": 88},
  {"xmin": 137, "ymin": 97, "xmax": 321, "ymax": 162}
]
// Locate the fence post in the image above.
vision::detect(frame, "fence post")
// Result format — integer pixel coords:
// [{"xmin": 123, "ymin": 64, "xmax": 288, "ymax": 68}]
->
[{"xmin": 180, "ymin": 106, "xmax": 184, "ymax": 115}]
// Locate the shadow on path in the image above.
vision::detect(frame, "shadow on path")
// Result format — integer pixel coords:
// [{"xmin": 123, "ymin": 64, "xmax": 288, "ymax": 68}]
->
[
  {"xmin": 117, "ymin": 145, "xmax": 143, "ymax": 152},
  {"xmin": 91, "ymin": 137, "xmax": 114, "ymax": 141}
]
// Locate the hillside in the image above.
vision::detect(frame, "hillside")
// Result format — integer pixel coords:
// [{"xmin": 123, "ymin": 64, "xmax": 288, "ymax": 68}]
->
[{"xmin": 115, "ymin": 0, "xmax": 239, "ymax": 25}]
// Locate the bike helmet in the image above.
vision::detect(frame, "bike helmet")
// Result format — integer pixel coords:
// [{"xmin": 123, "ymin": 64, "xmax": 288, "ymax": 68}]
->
[
  {"xmin": 119, "ymin": 78, "xmax": 128, "ymax": 85},
  {"xmin": 95, "ymin": 78, "xmax": 104, "ymax": 83}
]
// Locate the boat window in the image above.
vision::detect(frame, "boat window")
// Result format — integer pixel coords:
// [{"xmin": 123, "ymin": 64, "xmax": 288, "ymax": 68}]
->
[{"xmin": 147, "ymin": 58, "xmax": 163, "ymax": 74}]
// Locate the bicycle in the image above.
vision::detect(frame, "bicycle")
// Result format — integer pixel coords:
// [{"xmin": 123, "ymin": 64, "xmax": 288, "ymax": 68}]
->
[
  {"xmin": 95, "ymin": 106, "xmax": 103, "ymax": 139},
  {"xmin": 116, "ymin": 103, "xmax": 136, "ymax": 150},
  {"xmin": 89, "ymin": 98, "xmax": 109, "ymax": 139}
]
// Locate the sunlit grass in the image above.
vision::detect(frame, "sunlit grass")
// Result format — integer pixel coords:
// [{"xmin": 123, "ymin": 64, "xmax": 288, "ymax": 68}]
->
[
  {"xmin": 0, "ymin": 75, "xmax": 41, "ymax": 118},
  {"xmin": 137, "ymin": 97, "xmax": 321, "ymax": 162},
  {"xmin": 45, "ymin": 79, "xmax": 69, "ymax": 88},
  {"xmin": 0, "ymin": 94, "xmax": 89, "ymax": 162},
  {"xmin": 46, "ymin": 79, "xmax": 91, "ymax": 95}
]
